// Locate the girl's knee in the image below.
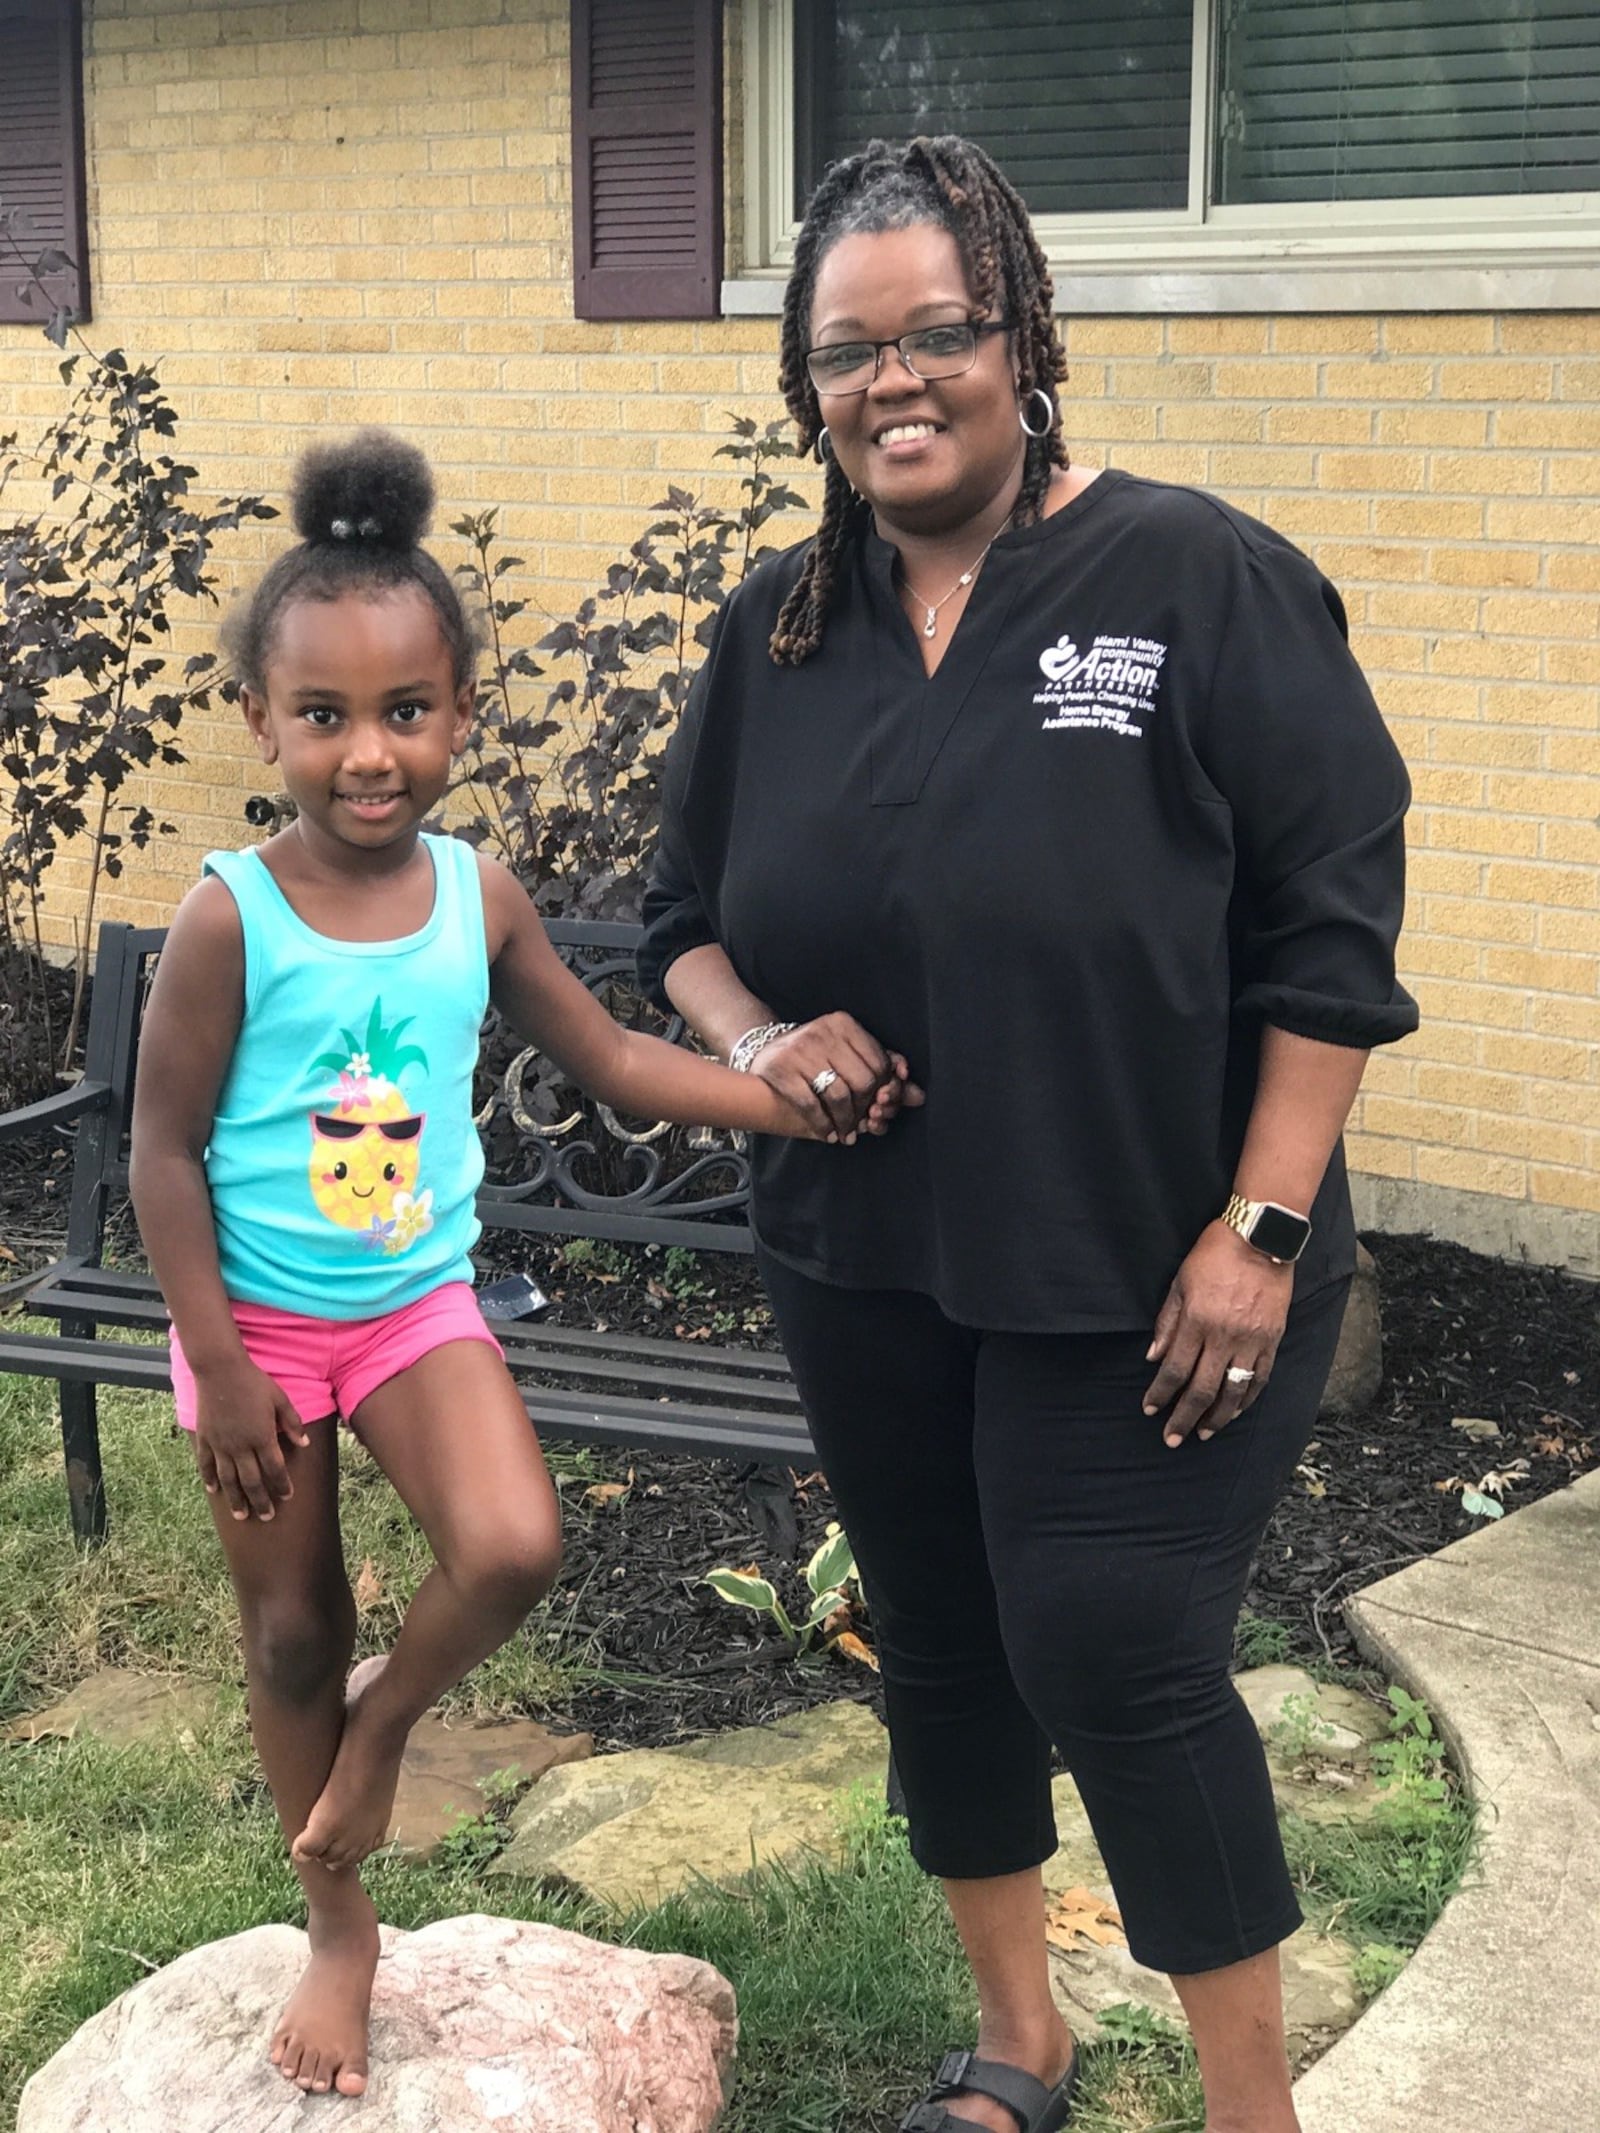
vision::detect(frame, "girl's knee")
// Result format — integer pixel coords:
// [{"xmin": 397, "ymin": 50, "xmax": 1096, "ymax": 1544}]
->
[
  {"xmin": 244, "ymin": 1593, "xmax": 354, "ymax": 1707},
  {"xmin": 454, "ymin": 1526, "xmax": 561, "ymax": 1624}
]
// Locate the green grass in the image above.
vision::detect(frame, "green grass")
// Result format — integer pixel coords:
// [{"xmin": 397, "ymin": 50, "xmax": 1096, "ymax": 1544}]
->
[{"xmin": 0, "ymin": 1363, "xmax": 1469, "ymax": 2128}]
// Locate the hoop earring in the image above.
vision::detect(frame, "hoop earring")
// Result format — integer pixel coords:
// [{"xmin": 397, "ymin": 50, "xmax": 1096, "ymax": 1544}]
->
[
  {"xmin": 1018, "ymin": 389, "xmax": 1054, "ymax": 440},
  {"xmin": 816, "ymin": 427, "xmax": 834, "ymax": 464}
]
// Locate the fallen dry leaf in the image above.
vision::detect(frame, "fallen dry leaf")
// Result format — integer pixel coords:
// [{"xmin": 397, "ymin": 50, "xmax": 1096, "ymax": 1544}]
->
[
  {"xmin": 1045, "ymin": 1887, "xmax": 1126, "ymax": 1951},
  {"xmin": 832, "ymin": 1631, "xmax": 879, "ymax": 1671},
  {"xmin": 583, "ymin": 1468, "xmax": 635, "ymax": 1508},
  {"xmin": 353, "ymin": 1557, "xmax": 384, "ymax": 1614},
  {"xmin": 0, "ymin": 1241, "xmax": 16, "ymax": 1264},
  {"xmin": 1451, "ymin": 1416, "xmax": 1501, "ymax": 1443}
]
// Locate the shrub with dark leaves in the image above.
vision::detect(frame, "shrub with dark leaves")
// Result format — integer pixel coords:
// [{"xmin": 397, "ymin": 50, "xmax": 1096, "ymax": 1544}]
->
[
  {"xmin": 0, "ymin": 219, "xmax": 275, "ymax": 1065},
  {"xmin": 446, "ymin": 417, "xmax": 810, "ymax": 919}
]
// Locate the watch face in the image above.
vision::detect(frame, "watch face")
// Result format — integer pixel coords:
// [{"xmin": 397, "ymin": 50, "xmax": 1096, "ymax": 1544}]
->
[{"xmin": 1250, "ymin": 1203, "xmax": 1312, "ymax": 1261}]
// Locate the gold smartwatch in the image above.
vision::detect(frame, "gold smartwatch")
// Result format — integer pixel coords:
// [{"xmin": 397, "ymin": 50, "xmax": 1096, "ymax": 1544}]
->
[{"xmin": 1220, "ymin": 1193, "xmax": 1312, "ymax": 1265}]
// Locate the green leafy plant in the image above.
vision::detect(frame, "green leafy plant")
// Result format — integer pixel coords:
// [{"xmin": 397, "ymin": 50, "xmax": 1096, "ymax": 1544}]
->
[
  {"xmin": 1093, "ymin": 2001, "xmax": 1186, "ymax": 2049},
  {"xmin": 660, "ymin": 1246, "xmax": 713, "ymax": 1302},
  {"xmin": 445, "ymin": 417, "xmax": 810, "ymax": 919},
  {"xmin": 1269, "ymin": 1691, "xmax": 1340, "ymax": 1764},
  {"xmin": 1352, "ymin": 1941, "xmax": 1408, "ymax": 1999},
  {"xmin": 558, "ymin": 1237, "xmax": 636, "ymax": 1280},
  {"xmin": 704, "ymin": 1521, "xmax": 862, "ymax": 1654},
  {"xmin": 1368, "ymin": 1686, "xmax": 1450, "ymax": 1816},
  {"xmin": 432, "ymin": 1763, "xmax": 529, "ymax": 1873},
  {"xmin": 0, "ymin": 221, "xmax": 274, "ymax": 1067},
  {"xmin": 1234, "ymin": 1608, "xmax": 1294, "ymax": 1668}
]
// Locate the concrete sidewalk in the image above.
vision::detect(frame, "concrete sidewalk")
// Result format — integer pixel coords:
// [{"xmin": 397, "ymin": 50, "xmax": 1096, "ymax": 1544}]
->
[{"xmin": 1292, "ymin": 1471, "xmax": 1600, "ymax": 2133}]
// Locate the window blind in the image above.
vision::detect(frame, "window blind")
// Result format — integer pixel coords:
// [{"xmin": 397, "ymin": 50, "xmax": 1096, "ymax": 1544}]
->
[
  {"xmin": 0, "ymin": 0, "xmax": 88, "ymax": 325},
  {"xmin": 797, "ymin": 1, "xmax": 1194, "ymax": 217},
  {"xmin": 1217, "ymin": 0, "xmax": 1600, "ymax": 202}
]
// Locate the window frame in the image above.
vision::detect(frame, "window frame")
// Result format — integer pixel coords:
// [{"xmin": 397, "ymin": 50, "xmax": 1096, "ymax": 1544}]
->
[{"xmin": 728, "ymin": 0, "xmax": 1600, "ymax": 314}]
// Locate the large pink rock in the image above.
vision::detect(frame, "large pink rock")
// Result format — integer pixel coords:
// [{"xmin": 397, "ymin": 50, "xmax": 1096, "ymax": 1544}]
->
[{"xmin": 18, "ymin": 1913, "xmax": 736, "ymax": 2132}]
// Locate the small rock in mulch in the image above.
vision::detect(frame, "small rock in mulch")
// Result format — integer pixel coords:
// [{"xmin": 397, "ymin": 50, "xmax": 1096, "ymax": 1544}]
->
[
  {"xmin": 1, "ymin": 1667, "xmax": 220, "ymax": 1748},
  {"xmin": 17, "ymin": 1913, "xmax": 737, "ymax": 2133},
  {"xmin": 387, "ymin": 1713, "xmax": 593, "ymax": 1859},
  {"xmin": 491, "ymin": 1699, "xmax": 887, "ymax": 1907}
]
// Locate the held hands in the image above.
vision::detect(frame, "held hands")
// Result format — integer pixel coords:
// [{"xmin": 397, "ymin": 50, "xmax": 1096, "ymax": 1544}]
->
[
  {"xmin": 192, "ymin": 1353, "xmax": 311, "ymax": 1521},
  {"xmin": 1144, "ymin": 1221, "xmax": 1294, "ymax": 1448},
  {"xmin": 750, "ymin": 1014, "xmax": 925, "ymax": 1143}
]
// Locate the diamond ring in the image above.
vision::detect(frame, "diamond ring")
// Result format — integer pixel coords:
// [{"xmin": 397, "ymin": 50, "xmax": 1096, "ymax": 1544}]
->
[
  {"xmin": 1225, "ymin": 1365, "xmax": 1256, "ymax": 1386},
  {"xmin": 810, "ymin": 1068, "xmax": 840, "ymax": 1096}
]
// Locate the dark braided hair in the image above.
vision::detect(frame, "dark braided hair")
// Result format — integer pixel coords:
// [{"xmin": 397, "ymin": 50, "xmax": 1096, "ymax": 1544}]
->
[
  {"xmin": 224, "ymin": 429, "xmax": 479, "ymax": 695},
  {"xmin": 770, "ymin": 135, "xmax": 1069, "ymax": 666}
]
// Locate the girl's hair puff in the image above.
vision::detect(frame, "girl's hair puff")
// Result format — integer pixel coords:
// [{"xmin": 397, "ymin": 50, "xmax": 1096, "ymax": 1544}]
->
[
  {"xmin": 770, "ymin": 135, "xmax": 1069, "ymax": 667},
  {"xmin": 224, "ymin": 429, "xmax": 480, "ymax": 694}
]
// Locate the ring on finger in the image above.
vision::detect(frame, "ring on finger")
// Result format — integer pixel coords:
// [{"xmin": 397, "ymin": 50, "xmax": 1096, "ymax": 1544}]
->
[
  {"xmin": 1224, "ymin": 1364, "xmax": 1256, "ymax": 1386},
  {"xmin": 810, "ymin": 1067, "xmax": 840, "ymax": 1096}
]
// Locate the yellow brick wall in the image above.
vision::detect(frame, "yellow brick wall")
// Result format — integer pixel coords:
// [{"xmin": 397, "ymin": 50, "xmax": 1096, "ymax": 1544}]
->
[{"xmin": 1, "ymin": 0, "xmax": 1596, "ymax": 1269}]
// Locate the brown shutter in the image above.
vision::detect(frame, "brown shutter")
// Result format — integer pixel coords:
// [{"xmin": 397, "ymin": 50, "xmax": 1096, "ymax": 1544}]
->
[
  {"xmin": 0, "ymin": 0, "xmax": 88, "ymax": 326},
  {"xmin": 571, "ymin": 0, "xmax": 723, "ymax": 321}
]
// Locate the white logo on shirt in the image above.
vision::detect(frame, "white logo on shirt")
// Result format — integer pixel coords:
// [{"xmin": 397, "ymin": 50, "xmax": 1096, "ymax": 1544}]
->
[{"xmin": 1035, "ymin": 632, "xmax": 1168, "ymax": 738}]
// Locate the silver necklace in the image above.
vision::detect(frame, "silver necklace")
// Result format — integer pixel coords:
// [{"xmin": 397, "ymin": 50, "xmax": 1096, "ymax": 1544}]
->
[{"xmin": 899, "ymin": 536, "xmax": 997, "ymax": 639}]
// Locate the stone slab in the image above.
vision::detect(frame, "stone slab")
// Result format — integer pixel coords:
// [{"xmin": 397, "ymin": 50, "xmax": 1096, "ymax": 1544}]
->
[
  {"xmin": 0, "ymin": 1668, "xmax": 219, "ymax": 1748},
  {"xmin": 1292, "ymin": 1472, "xmax": 1600, "ymax": 2133},
  {"xmin": 19, "ymin": 1913, "xmax": 737, "ymax": 2133},
  {"xmin": 491, "ymin": 1701, "xmax": 887, "ymax": 1908},
  {"xmin": 388, "ymin": 1714, "xmax": 593, "ymax": 1859}
]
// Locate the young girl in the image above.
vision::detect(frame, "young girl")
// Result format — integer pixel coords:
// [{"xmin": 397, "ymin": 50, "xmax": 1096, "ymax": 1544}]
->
[{"xmin": 129, "ymin": 431, "xmax": 912, "ymax": 2101}]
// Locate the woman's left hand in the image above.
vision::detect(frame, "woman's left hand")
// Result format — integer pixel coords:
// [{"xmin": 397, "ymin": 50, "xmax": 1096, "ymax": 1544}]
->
[{"xmin": 1143, "ymin": 1222, "xmax": 1295, "ymax": 1447}]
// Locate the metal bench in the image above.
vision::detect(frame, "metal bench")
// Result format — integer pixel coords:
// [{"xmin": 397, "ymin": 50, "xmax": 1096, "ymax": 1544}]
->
[{"xmin": 0, "ymin": 918, "xmax": 813, "ymax": 1544}]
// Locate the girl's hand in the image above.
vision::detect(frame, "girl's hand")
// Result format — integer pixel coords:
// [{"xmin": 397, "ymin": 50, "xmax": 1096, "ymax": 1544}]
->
[
  {"xmin": 191, "ymin": 1355, "xmax": 311, "ymax": 1521},
  {"xmin": 861, "ymin": 1053, "xmax": 926, "ymax": 1136},
  {"xmin": 754, "ymin": 1017, "xmax": 925, "ymax": 1143},
  {"xmin": 1143, "ymin": 1222, "xmax": 1294, "ymax": 1447}
]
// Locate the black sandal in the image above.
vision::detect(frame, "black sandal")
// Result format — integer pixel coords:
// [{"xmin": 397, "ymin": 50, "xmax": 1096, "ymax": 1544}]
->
[{"xmin": 898, "ymin": 2046, "xmax": 1081, "ymax": 2133}]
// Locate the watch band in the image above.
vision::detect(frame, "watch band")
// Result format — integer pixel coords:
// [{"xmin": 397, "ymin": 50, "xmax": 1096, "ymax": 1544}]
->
[{"xmin": 1220, "ymin": 1192, "xmax": 1313, "ymax": 1264}]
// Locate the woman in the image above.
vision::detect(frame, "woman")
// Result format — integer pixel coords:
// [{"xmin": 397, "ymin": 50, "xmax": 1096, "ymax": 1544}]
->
[{"xmin": 640, "ymin": 137, "xmax": 1416, "ymax": 2133}]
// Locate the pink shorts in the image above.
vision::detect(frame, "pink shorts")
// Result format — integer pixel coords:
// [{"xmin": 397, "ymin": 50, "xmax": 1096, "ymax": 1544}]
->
[{"xmin": 170, "ymin": 1281, "xmax": 504, "ymax": 1432}]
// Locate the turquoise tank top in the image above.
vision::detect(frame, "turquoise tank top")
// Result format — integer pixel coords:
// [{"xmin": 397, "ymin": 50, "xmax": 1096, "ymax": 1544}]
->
[{"xmin": 202, "ymin": 834, "xmax": 488, "ymax": 1319}]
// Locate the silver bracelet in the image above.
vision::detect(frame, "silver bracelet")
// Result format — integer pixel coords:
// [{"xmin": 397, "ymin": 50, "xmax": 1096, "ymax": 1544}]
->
[{"xmin": 728, "ymin": 1021, "xmax": 797, "ymax": 1073}]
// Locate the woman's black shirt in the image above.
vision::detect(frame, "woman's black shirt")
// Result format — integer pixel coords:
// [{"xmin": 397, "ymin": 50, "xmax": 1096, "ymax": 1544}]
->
[{"xmin": 640, "ymin": 469, "xmax": 1418, "ymax": 1334}]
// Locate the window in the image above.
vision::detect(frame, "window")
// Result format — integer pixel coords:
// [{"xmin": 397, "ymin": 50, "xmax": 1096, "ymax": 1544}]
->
[
  {"xmin": 736, "ymin": 0, "xmax": 1600, "ymax": 311},
  {"xmin": 0, "ymin": 0, "xmax": 88, "ymax": 328}
]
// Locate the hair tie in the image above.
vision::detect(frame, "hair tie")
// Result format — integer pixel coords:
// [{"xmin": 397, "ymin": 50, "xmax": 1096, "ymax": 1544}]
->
[{"xmin": 327, "ymin": 516, "xmax": 382, "ymax": 543}]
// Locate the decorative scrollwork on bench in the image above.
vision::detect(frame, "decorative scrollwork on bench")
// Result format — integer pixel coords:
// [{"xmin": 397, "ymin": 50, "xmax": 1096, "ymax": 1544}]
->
[{"xmin": 472, "ymin": 936, "xmax": 754, "ymax": 1222}]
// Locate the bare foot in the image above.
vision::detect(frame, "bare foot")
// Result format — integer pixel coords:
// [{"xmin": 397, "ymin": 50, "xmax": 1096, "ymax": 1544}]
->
[
  {"xmin": 292, "ymin": 1665, "xmax": 407, "ymax": 1871},
  {"xmin": 269, "ymin": 1889, "xmax": 380, "ymax": 2096},
  {"xmin": 345, "ymin": 1652, "xmax": 388, "ymax": 1703}
]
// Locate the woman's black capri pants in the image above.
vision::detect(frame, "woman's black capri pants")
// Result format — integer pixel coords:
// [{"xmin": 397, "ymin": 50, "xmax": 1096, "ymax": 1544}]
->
[{"xmin": 759, "ymin": 1251, "xmax": 1350, "ymax": 1977}]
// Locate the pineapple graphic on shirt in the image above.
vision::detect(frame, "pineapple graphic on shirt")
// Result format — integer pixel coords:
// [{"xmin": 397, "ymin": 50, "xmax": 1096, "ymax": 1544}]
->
[{"xmin": 308, "ymin": 1000, "xmax": 434, "ymax": 1254}]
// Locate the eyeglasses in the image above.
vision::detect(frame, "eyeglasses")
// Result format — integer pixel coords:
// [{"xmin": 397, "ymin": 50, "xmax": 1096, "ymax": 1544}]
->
[{"xmin": 804, "ymin": 319, "xmax": 1013, "ymax": 396}]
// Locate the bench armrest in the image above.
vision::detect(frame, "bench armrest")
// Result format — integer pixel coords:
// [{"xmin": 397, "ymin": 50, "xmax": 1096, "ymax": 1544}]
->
[{"xmin": 0, "ymin": 1078, "xmax": 112, "ymax": 1143}]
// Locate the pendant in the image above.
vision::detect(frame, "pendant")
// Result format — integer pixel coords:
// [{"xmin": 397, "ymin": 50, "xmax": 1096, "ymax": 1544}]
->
[{"xmin": 923, "ymin": 610, "xmax": 937, "ymax": 638}]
